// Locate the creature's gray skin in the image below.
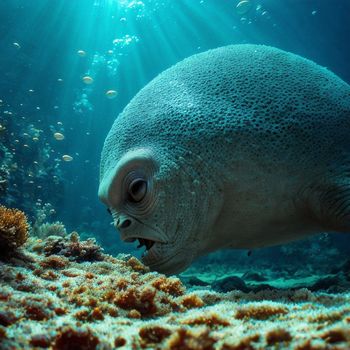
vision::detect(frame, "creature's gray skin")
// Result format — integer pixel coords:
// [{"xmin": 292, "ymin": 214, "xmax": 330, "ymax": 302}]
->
[{"xmin": 99, "ymin": 45, "xmax": 350, "ymax": 275}]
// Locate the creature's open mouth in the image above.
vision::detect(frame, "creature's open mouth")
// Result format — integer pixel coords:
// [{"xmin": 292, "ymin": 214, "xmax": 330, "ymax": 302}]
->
[
  {"xmin": 125, "ymin": 237, "xmax": 156, "ymax": 255},
  {"xmin": 136, "ymin": 238, "xmax": 155, "ymax": 251}
]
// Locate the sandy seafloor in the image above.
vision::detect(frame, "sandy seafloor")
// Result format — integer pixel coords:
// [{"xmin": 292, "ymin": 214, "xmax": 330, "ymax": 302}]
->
[{"xmin": 0, "ymin": 232, "xmax": 350, "ymax": 350}]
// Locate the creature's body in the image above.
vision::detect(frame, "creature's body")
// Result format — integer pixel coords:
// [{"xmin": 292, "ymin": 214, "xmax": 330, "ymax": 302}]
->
[{"xmin": 99, "ymin": 45, "xmax": 350, "ymax": 275}]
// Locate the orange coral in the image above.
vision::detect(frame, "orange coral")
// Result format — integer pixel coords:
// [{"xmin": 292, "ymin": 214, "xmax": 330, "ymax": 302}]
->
[
  {"xmin": 127, "ymin": 256, "xmax": 149, "ymax": 272},
  {"xmin": 114, "ymin": 337, "xmax": 126, "ymax": 347},
  {"xmin": 235, "ymin": 303, "xmax": 288, "ymax": 320},
  {"xmin": 139, "ymin": 325, "xmax": 171, "ymax": 345},
  {"xmin": 182, "ymin": 313, "xmax": 230, "ymax": 328},
  {"xmin": 321, "ymin": 327, "xmax": 350, "ymax": 344},
  {"xmin": 25, "ymin": 304, "xmax": 51, "ymax": 321},
  {"xmin": 266, "ymin": 328, "xmax": 292, "ymax": 345},
  {"xmin": 164, "ymin": 329, "xmax": 216, "ymax": 350},
  {"xmin": 90, "ymin": 307, "xmax": 104, "ymax": 321},
  {"xmin": 115, "ymin": 288, "xmax": 137, "ymax": 309},
  {"xmin": 54, "ymin": 307, "xmax": 67, "ymax": 316},
  {"xmin": 0, "ymin": 310, "xmax": 17, "ymax": 326},
  {"xmin": 221, "ymin": 334, "xmax": 260, "ymax": 350},
  {"xmin": 85, "ymin": 272, "xmax": 95, "ymax": 279},
  {"xmin": 74, "ymin": 309, "xmax": 89, "ymax": 321},
  {"xmin": 40, "ymin": 255, "xmax": 69, "ymax": 269},
  {"xmin": 0, "ymin": 206, "xmax": 29, "ymax": 252},
  {"xmin": 180, "ymin": 294, "xmax": 205, "ymax": 309},
  {"xmin": 128, "ymin": 309, "xmax": 141, "ymax": 318},
  {"xmin": 0, "ymin": 326, "xmax": 6, "ymax": 339},
  {"xmin": 30, "ymin": 334, "xmax": 52, "ymax": 348},
  {"xmin": 52, "ymin": 327, "xmax": 99, "ymax": 350},
  {"xmin": 151, "ymin": 276, "xmax": 185, "ymax": 296},
  {"xmin": 40, "ymin": 270, "xmax": 58, "ymax": 280}
]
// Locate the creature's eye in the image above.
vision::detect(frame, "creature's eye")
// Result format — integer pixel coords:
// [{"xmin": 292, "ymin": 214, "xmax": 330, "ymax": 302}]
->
[{"xmin": 128, "ymin": 178, "xmax": 147, "ymax": 203}]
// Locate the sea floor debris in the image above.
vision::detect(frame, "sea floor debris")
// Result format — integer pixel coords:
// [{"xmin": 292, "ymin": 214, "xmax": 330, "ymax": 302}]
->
[{"xmin": 0, "ymin": 233, "xmax": 350, "ymax": 349}]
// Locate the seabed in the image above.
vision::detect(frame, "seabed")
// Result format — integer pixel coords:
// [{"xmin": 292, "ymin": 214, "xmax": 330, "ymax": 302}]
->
[{"xmin": 0, "ymin": 225, "xmax": 350, "ymax": 349}]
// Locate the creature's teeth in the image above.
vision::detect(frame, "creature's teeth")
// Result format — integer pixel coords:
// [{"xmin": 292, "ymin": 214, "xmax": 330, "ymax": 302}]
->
[
  {"xmin": 134, "ymin": 238, "xmax": 155, "ymax": 250},
  {"xmin": 137, "ymin": 238, "xmax": 145, "ymax": 249}
]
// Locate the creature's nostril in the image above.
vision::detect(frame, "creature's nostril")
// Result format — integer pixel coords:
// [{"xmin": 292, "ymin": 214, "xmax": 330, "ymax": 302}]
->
[{"xmin": 119, "ymin": 219, "xmax": 131, "ymax": 229}]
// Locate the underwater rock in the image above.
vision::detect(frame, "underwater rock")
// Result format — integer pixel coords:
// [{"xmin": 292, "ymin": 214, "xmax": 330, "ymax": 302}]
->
[
  {"xmin": 242, "ymin": 271, "xmax": 268, "ymax": 282},
  {"xmin": 251, "ymin": 283, "xmax": 278, "ymax": 292},
  {"xmin": 180, "ymin": 276, "xmax": 210, "ymax": 287},
  {"xmin": 334, "ymin": 259, "xmax": 350, "ymax": 281},
  {"xmin": 212, "ymin": 275, "xmax": 250, "ymax": 293},
  {"xmin": 310, "ymin": 275, "xmax": 345, "ymax": 292}
]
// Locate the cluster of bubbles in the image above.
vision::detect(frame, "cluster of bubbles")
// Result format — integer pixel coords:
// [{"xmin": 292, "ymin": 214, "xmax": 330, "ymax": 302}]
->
[
  {"xmin": 123, "ymin": 0, "xmax": 145, "ymax": 9},
  {"xmin": 234, "ymin": 0, "xmax": 272, "ymax": 25},
  {"xmin": 119, "ymin": 0, "xmax": 146, "ymax": 18},
  {"xmin": 105, "ymin": 56, "xmax": 121, "ymax": 78},
  {"xmin": 112, "ymin": 34, "xmax": 139, "ymax": 48},
  {"xmin": 234, "ymin": 0, "xmax": 318, "ymax": 26},
  {"xmin": 93, "ymin": 0, "xmax": 146, "ymax": 19},
  {"xmin": 73, "ymin": 92, "xmax": 94, "ymax": 114}
]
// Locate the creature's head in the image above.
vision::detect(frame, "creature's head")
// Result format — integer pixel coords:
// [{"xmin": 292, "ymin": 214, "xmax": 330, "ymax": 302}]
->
[{"xmin": 98, "ymin": 146, "xmax": 222, "ymax": 275}]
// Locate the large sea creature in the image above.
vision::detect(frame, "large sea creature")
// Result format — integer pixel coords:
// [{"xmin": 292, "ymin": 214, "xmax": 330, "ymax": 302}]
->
[{"xmin": 99, "ymin": 44, "xmax": 350, "ymax": 274}]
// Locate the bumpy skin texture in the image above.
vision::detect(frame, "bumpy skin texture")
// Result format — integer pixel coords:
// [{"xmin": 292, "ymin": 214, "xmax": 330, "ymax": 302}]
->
[{"xmin": 99, "ymin": 44, "xmax": 350, "ymax": 275}]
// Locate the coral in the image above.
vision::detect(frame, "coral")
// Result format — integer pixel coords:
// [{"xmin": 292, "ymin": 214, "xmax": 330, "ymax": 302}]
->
[
  {"xmin": 32, "ymin": 221, "xmax": 67, "ymax": 239},
  {"xmin": 128, "ymin": 309, "xmax": 141, "ymax": 318},
  {"xmin": 180, "ymin": 294, "xmax": 205, "ymax": 309},
  {"xmin": 235, "ymin": 302, "xmax": 289, "ymax": 320},
  {"xmin": 30, "ymin": 333, "xmax": 52, "ymax": 347},
  {"xmin": 221, "ymin": 334, "xmax": 260, "ymax": 350},
  {"xmin": 164, "ymin": 329, "xmax": 216, "ymax": 350},
  {"xmin": 0, "ymin": 206, "xmax": 29, "ymax": 253},
  {"xmin": 0, "ymin": 326, "xmax": 7, "ymax": 339},
  {"xmin": 151, "ymin": 276, "xmax": 185, "ymax": 296},
  {"xmin": 0, "ymin": 310, "xmax": 17, "ymax": 326},
  {"xmin": 321, "ymin": 327, "xmax": 350, "ymax": 344},
  {"xmin": 114, "ymin": 336, "xmax": 127, "ymax": 347},
  {"xmin": 25, "ymin": 303, "xmax": 52, "ymax": 321},
  {"xmin": 52, "ymin": 327, "xmax": 99, "ymax": 350},
  {"xmin": 266, "ymin": 328, "xmax": 292, "ymax": 345},
  {"xmin": 182, "ymin": 312, "xmax": 230, "ymax": 328},
  {"xmin": 41, "ymin": 233, "xmax": 104, "ymax": 262},
  {"xmin": 40, "ymin": 255, "xmax": 69, "ymax": 269},
  {"xmin": 127, "ymin": 256, "xmax": 150, "ymax": 273},
  {"xmin": 139, "ymin": 325, "xmax": 172, "ymax": 346}
]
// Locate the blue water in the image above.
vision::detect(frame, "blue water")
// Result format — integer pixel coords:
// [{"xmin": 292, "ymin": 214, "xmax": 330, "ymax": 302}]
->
[{"xmin": 1, "ymin": 0, "xmax": 350, "ymax": 267}]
